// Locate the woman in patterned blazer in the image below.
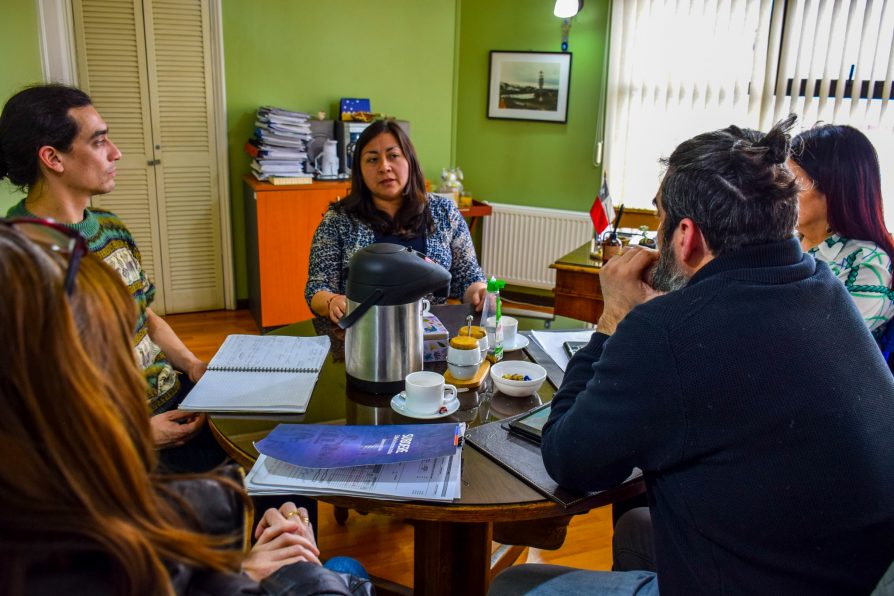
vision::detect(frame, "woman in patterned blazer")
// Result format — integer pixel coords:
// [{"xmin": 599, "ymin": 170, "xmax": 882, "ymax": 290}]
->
[
  {"xmin": 789, "ymin": 124, "xmax": 894, "ymax": 339},
  {"xmin": 306, "ymin": 119, "xmax": 486, "ymax": 323}
]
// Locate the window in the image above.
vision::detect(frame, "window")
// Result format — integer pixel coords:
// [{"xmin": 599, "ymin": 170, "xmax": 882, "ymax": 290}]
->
[{"xmin": 604, "ymin": 0, "xmax": 894, "ymax": 227}]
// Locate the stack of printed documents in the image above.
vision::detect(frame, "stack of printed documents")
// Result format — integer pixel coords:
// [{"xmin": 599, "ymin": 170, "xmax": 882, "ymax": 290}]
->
[
  {"xmin": 245, "ymin": 423, "xmax": 464, "ymax": 502},
  {"xmin": 246, "ymin": 106, "xmax": 312, "ymax": 181},
  {"xmin": 529, "ymin": 329, "xmax": 595, "ymax": 372}
]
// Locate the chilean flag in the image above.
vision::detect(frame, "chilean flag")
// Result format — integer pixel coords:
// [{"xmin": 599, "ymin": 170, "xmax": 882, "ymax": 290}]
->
[{"xmin": 590, "ymin": 175, "xmax": 614, "ymax": 234}]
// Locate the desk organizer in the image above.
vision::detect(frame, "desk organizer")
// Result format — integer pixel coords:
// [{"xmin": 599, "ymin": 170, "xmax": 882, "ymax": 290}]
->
[{"xmin": 423, "ymin": 313, "xmax": 450, "ymax": 362}]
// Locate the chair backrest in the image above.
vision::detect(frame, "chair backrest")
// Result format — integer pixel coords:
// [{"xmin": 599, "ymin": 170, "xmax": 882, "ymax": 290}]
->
[{"xmin": 878, "ymin": 322, "xmax": 894, "ymax": 373}]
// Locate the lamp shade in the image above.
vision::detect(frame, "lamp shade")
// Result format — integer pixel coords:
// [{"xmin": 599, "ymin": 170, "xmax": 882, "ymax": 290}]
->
[{"xmin": 554, "ymin": 0, "xmax": 582, "ymax": 18}]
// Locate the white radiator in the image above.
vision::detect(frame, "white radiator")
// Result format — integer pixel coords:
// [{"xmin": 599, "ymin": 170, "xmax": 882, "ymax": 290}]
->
[{"xmin": 481, "ymin": 203, "xmax": 592, "ymax": 289}]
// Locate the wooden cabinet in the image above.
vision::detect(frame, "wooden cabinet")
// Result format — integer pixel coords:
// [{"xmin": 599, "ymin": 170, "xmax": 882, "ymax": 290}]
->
[{"xmin": 244, "ymin": 176, "xmax": 350, "ymax": 329}]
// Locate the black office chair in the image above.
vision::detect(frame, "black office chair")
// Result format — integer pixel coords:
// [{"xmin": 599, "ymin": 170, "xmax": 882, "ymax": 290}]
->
[{"xmin": 878, "ymin": 321, "xmax": 894, "ymax": 374}]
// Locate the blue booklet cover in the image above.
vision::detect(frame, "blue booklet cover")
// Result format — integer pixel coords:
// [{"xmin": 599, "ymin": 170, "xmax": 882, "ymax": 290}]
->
[{"xmin": 255, "ymin": 423, "xmax": 463, "ymax": 468}]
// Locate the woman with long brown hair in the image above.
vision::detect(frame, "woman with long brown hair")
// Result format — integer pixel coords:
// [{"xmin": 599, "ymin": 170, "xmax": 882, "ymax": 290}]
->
[
  {"xmin": 305, "ymin": 119, "xmax": 486, "ymax": 323},
  {"xmin": 0, "ymin": 220, "xmax": 367, "ymax": 595}
]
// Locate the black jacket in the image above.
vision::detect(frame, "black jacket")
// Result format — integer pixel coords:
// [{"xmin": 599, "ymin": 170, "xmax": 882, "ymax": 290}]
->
[
  {"xmin": 23, "ymin": 555, "xmax": 365, "ymax": 596},
  {"xmin": 13, "ymin": 472, "xmax": 371, "ymax": 596},
  {"xmin": 542, "ymin": 239, "xmax": 894, "ymax": 595}
]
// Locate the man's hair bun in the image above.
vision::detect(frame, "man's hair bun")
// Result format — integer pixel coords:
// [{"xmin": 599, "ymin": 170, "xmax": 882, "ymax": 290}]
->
[
  {"xmin": 754, "ymin": 113, "xmax": 796, "ymax": 165},
  {"xmin": 659, "ymin": 114, "xmax": 799, "ymax": 257}
]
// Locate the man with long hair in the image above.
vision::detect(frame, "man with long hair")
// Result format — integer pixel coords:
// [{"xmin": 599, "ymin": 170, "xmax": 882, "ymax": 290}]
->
[
  {"xmin": 0, "ymin": 84, "xmax": 220, "ymax": 472},
  {"xmin": 492, "ymin": 117, "xmax": 894, "ymax": 594}
]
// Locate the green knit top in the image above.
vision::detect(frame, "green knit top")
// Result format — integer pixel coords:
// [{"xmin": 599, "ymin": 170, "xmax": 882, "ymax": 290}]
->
[{"xmin": 8, "ymin": 200, "xmax": 180, "ymax": 413}]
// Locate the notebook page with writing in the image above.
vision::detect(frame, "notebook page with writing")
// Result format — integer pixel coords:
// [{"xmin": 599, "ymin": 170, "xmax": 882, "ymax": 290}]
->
[
  {"xmin": 208, "ymin": 335, "xmax": 329, "ymax": 372},
  {"xmin": 179, "ymin": 334, "xmax": 331, "ymax": 413}
]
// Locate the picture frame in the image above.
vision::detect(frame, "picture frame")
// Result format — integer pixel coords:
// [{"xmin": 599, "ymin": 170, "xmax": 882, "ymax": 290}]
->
[{"xmin": 487, "ymin": 51, "xmax": 572, "ymax": 123}]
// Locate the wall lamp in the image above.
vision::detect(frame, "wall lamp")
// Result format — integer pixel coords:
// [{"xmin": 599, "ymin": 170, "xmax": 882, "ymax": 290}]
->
[
  {"xmin": 554, "ymin": 0, "xmax": 583, "ymax": 18},
  {"xmin": 555, "ymin": 0, "xmax": 583, "ymax": 51}
]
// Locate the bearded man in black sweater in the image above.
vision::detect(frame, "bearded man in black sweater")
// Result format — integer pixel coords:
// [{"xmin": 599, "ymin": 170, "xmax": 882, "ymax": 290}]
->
[{"xmin": 491, "ymin": 116, "xmax": 894, "ymax": 596}]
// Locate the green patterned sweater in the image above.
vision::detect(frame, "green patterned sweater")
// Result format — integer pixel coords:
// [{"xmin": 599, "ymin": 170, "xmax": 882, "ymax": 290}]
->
[
  {"xmin": 809, "ymin": 233, "xmax": 894, "ymax": 338},
  {"xmin": 8, "ymin": 200, "xmax": 180, "ymax": 413}
]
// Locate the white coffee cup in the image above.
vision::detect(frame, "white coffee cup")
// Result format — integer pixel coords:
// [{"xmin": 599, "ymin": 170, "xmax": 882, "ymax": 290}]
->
[
  {"xmin": 401, "ymin": 371, "xmax": 457, "ymax": 415},
  {"xmin": 485, "ymin": 316, "xmax": 518, "ymax": 348}
]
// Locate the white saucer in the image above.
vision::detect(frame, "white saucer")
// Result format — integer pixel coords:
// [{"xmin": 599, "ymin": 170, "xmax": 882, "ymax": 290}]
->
[
  {"xmin": 390, "ymin": 392, "xmax": 460, "ymax": 419},
  {"xmin": 489, "ymin": 335, "xmax": 530, "ymax": 353}
]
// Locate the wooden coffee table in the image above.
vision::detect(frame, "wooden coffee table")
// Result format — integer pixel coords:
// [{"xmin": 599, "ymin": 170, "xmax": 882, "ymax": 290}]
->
[{"xmin": 210, "ymin": 304, "xmax": 644, "ymax": 595}]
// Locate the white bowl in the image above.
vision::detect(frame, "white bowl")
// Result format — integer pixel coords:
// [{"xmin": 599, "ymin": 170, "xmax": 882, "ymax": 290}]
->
[{"xmin": 490, "ymin": 361, "xmax": 547, "ymax": 397}]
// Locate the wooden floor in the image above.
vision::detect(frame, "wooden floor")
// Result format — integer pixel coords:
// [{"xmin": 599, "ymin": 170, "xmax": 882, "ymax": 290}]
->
[{"xmin": 163, "ymin": 308, "xmax": 615, "ymax": 588}]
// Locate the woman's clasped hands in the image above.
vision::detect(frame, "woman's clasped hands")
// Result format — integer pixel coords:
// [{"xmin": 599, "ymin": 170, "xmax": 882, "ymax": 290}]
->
[{"xmin": 242, "ymin": 502, "xmax": 320, "ymax": 581}]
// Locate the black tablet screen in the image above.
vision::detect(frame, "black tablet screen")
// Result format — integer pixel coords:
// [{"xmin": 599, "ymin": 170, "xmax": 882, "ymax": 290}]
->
[{"xmin": 507, "ymin": 403, "xmax": 552, "ymax": 444}]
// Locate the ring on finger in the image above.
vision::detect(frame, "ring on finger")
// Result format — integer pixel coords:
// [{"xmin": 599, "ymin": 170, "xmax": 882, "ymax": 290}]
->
[{"xmin": 286, "ymin": 510, "xmax": 310, "ymax": 524}]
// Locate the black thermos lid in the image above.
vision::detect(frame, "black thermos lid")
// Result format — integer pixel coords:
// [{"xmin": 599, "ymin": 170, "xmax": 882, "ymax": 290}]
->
[{"xmin": 345, "ymin": 243, "xmax": 451, "ymax": 305}]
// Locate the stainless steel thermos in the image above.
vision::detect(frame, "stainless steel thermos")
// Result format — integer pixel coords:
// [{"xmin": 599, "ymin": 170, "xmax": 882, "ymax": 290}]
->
[{"xmin": 339, "ymin": 243, "xmax": 450, "ymax": 394}]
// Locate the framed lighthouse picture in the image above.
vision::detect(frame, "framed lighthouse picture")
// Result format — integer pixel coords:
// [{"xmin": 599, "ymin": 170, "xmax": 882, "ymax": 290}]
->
[{"xmin": 487, "ymin": 51, "xmax": 572, "ymax": 123}]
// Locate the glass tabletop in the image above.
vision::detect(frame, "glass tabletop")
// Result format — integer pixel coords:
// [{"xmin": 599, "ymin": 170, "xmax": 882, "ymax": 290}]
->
[
  {"xmin": 210, "ymin": 303, "xmax": 585, "ymax": 460},
  {"xmin": 207, "ymin": 304, "xmax": 648, "ymax": 515}
]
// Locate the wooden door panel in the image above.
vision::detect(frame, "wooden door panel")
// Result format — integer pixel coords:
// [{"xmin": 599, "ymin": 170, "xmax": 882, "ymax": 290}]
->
[
  {"xmin": 146, "ymin": 0, "xmax": 223, "ymax": 312},
  {"xmin": 73, "ymin": 0, "xmax": 167, "ymax": 312}
]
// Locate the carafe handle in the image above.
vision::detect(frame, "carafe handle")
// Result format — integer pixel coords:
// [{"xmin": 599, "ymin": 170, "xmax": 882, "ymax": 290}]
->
[{"xmin": 338, "ymin": 288, "xmax": 384, "ymax": 330}]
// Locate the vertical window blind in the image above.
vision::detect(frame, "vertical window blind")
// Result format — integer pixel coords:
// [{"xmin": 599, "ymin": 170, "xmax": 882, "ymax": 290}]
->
[{"xmin": 604, "ymin": 0, "xmax": 894, "ymax": 226}]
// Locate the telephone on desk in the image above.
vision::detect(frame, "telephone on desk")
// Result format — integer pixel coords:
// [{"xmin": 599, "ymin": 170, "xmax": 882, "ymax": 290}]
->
[{"xmin": 563, "ymin": 341, "xmax": 587, "ymax": 358}]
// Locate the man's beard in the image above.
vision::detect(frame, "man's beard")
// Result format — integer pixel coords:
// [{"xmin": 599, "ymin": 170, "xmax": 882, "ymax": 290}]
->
[{"xmin": 651, "ymin": 240, "xmax": 690, "ymax": 293}]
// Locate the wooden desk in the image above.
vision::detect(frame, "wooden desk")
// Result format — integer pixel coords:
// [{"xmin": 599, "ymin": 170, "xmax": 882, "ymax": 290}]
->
[
  {"xmin": 459, "ymin": 199, "xmax": 492, "ymax": 236},
  {"xmin": 551, "ymin": 242, "xmax": 605, "ymax": 324},
  {"xmin": 210, "ymin": 305, "xmax": 643, "ymax": 595},
  {"xmin": 551, "ymin": 208, "xmax": 660, "ymax": 324}
]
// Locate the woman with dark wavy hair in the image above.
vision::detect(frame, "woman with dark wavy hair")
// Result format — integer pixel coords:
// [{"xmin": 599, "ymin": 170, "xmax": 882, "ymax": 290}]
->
[
  {"xmin": 790, "ymin": 124, "xmax": 894, "ymax": 337},
  {"xmin": 306, "ymin": 119, "xmax": 485, "ymax": 323},
  {"xmin": 0, "ymin": 222, "xmax": 368, "ymax": 595}
]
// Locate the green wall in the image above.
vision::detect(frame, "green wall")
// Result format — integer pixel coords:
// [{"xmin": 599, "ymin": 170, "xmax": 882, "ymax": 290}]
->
[
  {"xmin": 222, "ymin": 0, "xmax": 459, "ymax": 299},
  {"xmin": 0, "ymin": 0, "xmax": 613, "ymax": 301},
  {"xmin": 0, "ymin": 0, "xmax": 43, "ymax": 213},
  {"xmin": 455, "ymin": 0, "xmax": 609, "ymax": 212}
]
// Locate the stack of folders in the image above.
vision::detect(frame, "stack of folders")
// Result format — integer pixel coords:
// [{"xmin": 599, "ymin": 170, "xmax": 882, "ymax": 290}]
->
[
  {"xmin": 245, "ymin": 106, "xmax": 312, "ymax": 184},
  {"xmin": 245, "ymin": 423, "xmax": 465, "ymax": 501}
]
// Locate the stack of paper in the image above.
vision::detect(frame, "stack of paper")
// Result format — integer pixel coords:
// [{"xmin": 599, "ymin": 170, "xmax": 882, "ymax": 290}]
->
[
  {"xmin": 245, "ymin": 106, "xmax": 312, "ymax": 182},
  {"xmin": 529, "ymin": 329, "xmax": 595, "ymax": 372},
  {"xmin": 245, "ymin": 423, "xmax": 465, "ymax": 501}
]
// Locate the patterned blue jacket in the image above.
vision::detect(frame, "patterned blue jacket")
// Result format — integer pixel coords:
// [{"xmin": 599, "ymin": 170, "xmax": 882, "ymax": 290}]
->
[{"xmin": 305, "ymin": 194, "xmax": 485, "ymax": 307}]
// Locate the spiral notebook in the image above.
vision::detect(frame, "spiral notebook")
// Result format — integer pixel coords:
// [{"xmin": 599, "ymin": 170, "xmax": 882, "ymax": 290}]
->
[{"xmin": 179, "ymin": 334, "xmax": 331, "ymax": 414}]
